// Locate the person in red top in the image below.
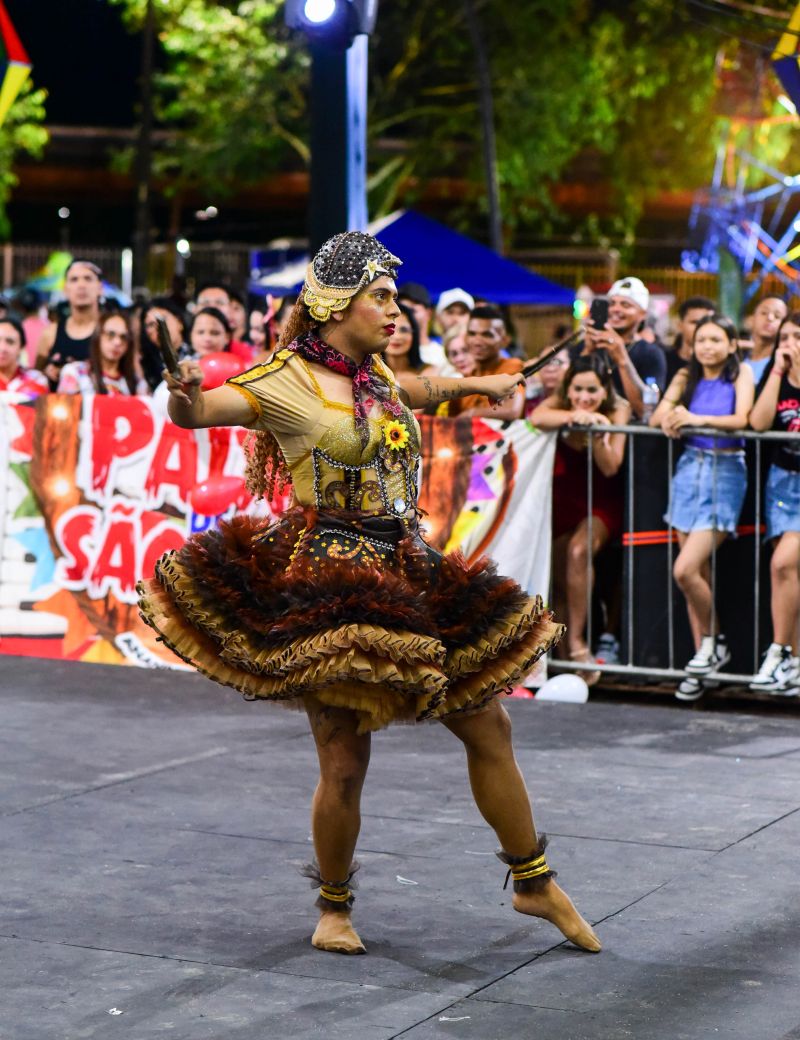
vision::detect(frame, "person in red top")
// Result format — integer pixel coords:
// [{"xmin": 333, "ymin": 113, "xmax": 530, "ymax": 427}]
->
[
  {"xmin": 449, "ymin": 306, "xmax": 524, "ymax": 418},
  {"xmin": 195, "ymin": 282, "xmax": 255, "ymax": 365},
  {"xmin": 0, "ymin": 316, "xmax": 49, "ymax": 399}
]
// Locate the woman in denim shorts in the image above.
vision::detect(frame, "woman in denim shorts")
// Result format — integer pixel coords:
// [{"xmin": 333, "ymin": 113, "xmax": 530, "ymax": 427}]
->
[
  {"xmin": 749, "ymin": 311, "xmax": 800, "ymax": 694},
  {"xmin": 650, "ymin": 316, "xmax": 754, "ymax": 700}
]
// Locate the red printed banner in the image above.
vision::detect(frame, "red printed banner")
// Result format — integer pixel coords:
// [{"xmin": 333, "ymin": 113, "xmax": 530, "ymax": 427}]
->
[{"xmin": 0, "ymin": 395, "xmax": 554, "ymax": 669}]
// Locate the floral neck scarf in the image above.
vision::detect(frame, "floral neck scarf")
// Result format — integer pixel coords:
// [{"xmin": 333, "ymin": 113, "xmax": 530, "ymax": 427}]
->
[{"xmin": 289, "ymin": 329, "xmax": 403, "ymax": 446}]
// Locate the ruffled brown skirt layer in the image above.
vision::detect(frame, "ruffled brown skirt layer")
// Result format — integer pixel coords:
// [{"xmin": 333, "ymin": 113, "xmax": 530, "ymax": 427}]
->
[{"xmin": 136, "ymin": 506, "xmax": 563, "ymax": 733}]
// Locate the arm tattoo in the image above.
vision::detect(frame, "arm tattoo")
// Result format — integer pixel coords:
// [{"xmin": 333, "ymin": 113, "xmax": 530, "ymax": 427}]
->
[{"xmin": 421, "ymin": 376, "xmax": 461, "ymax": 403}]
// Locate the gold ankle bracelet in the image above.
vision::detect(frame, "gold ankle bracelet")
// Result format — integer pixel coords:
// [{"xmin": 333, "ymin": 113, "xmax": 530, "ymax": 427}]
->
[
  {"xmin": 300, "ymin": 860, "xmax": 359, "ymax": 912},
  {"xmin": 496, "ymin": 836, "xmax": 556, "ymax": 892}
]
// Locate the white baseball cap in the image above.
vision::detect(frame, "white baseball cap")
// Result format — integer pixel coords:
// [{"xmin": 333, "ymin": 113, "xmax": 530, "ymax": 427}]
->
[
  {"xmin": 608, "ymin": 276, "xmax": 649, "ymax": 312},
  {"xmin": 436, "ymin": 288, "xmax": 475, "ymax": 315}
]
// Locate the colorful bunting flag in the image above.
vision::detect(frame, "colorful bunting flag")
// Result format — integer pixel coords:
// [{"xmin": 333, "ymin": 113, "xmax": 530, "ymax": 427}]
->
[{"xmin": 0, "ymin": 1, "xmax": 31, "ymax": 127}]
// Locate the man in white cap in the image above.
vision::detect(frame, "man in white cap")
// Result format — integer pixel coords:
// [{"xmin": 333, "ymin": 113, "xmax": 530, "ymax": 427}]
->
[
  {"xmin": 436, "ymin": 288, "xmax": 475, "ymax": 334},
  {"xmin": 579, "ymin": 276, "xmax": 666, "ymax": 419}
]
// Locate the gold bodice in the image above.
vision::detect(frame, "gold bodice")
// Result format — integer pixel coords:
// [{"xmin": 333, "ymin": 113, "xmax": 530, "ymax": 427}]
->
[{"xmin": 227, "ymin": 350, "xmax": 421, "ymax": 518}]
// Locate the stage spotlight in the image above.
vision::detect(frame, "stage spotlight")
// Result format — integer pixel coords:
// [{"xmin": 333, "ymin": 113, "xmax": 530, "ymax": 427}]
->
[
  {"xmin": 304, "ymin": 0, "xmax": 336, "ymax": 23},
  {"xmin": 285, "ymin": 0, "xmax": 378, "ymax": 48}
]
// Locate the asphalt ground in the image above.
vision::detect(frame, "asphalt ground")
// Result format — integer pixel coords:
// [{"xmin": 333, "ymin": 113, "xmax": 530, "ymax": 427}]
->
[{"xmin": 2, "ymin": 656, "xmax": 799, "ymax": 1040}]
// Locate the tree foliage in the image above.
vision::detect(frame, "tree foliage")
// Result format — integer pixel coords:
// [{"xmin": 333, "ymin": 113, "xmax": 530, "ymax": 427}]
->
[
  {"xmin": 110, "ymin": 0, "xmax": 750, "ymax": 246},
  {"xmin": 0, "ymin": 80, "xmax": 48, "ymax": 240},
  {"xmin": 110, "ymin": 1, "xmax": 308, "ymax": 198},
  {"xmin": 367, "ymin": 0, "xmax": 721, "ymax": 244}
]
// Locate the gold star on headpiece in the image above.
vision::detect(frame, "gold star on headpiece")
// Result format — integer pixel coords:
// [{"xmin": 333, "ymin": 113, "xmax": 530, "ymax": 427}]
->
[{"xmin": 363, "ymin": 258, "xmax": 389, "ymax": 281}]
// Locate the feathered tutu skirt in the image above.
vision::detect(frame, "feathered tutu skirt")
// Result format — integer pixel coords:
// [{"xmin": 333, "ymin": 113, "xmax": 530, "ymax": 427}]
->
[{"xmin": 136, "ymin": 507, "xmax": 563, "ymax": 733}]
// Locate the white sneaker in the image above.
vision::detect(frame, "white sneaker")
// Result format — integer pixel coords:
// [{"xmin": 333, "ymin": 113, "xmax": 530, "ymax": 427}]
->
[
  {"xmin": 675, "ymin": 676, "xmax": 705, "ymax": 702},
  {"xmin": 594, "ymin": 632, "xmax": 620, "ymax": 665},
  {"xmin": 685, "ymin": 635, "xmax": 731, "ymax": 676},
  {"xmin": 750, "ymin": 643, "xmax": 797, "ymax": 692}
]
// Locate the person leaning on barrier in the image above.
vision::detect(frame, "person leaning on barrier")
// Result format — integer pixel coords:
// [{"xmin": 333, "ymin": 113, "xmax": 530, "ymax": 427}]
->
[
  {"xmin": 649, "ymin": 315, "xmax": 754, "ymax": 703},
  {"xmin": 748, "ymin": 311, "xmax": 800, "ymax": 695},
  {"xmin": 530, "ymin": 353, "xmax": 631, "ymax": 686},
  {"xmin": 573, "ymin": 277, "xmax": 666, "ymax": 420}
]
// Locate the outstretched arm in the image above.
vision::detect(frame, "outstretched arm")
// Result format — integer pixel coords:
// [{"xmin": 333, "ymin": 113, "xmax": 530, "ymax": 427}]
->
[
  {"xmin": 165, "ymin": 359, "xmax": 257, "ymax": 429},
  {"xmin": 403, "ymin": 372, "xmax": 525, "ymax": 411}
]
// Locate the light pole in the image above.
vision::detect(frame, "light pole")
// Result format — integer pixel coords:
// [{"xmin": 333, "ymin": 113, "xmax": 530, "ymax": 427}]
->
[
  {"xmin": 285, "ymin": 1, "xmax": 378, "ymax": 251},
  {"xmin": 463, "ymin": 0, "xmax": 503, "ymax": 255},
  {"xmin": 132, "ymin": 0, "xmax": 155, "ymax": 287}
]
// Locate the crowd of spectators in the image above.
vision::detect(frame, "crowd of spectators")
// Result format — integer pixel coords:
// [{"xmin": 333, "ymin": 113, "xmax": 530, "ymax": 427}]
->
[{"xmin": 2, "ymin": 256, "xmax": 800, "ymax": 703}]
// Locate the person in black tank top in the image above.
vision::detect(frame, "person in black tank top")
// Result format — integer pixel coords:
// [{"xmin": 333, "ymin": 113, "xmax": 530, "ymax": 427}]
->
[{"xmin": 35, "ymin": 260, "xmax": 102, "ymax": 388}]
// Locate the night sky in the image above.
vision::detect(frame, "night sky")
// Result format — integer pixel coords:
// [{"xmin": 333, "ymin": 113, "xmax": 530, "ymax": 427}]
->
[{"xmin": 6, "ymin": 0, "xmax": 139, "ymax": 127}]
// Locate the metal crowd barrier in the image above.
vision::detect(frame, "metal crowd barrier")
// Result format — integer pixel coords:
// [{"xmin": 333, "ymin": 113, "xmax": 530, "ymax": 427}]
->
[{"xmin": 548, "ymin": 423, "xmax": 800, "ymax": 689}]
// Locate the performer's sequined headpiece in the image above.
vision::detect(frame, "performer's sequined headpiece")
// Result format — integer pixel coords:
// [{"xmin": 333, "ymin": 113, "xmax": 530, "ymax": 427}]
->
[{"xmin": 303, "ymin": 231, "xmax": 402, "ymax": 323}]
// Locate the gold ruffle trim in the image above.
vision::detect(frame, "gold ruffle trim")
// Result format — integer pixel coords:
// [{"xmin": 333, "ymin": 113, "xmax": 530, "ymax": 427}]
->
[{"xmin": 137, "ymin": 556, "xmax": 564, "ymax": 734}]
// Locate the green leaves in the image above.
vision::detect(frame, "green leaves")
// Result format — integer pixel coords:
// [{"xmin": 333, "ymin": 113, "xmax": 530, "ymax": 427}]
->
[
  {"xmin": 108, "ymin": 0, "xmax": 736, "ymax": 246},
  {"xmin": 111, "ymin": 0, "xmax": 308, "ymax": 197},
  {"xmin": 0, "ymin": 80, "xmax": 47, "ymax": 241}
]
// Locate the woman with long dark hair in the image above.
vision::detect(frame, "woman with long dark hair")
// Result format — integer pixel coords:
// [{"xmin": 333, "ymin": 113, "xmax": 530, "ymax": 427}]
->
[
  {"xmin": 530, "ymin": 353, "xmax": 631, "ymax": 684},
  {"xmin": 650, "ymin": 314, "xmax": 754, "ymax": 701},
  {"xmin": 382, "ymin": 303, "xmax": 436, "ymax": 393},
  {"xmin": 57, "ymin": 311, "xmax": 146, "ymax": 396}
]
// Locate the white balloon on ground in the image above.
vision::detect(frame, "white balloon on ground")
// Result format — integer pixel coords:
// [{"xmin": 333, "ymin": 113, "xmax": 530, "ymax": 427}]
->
[{"xmin": 534, "ymin": 673, "xmax": 589, "ymax": 703}]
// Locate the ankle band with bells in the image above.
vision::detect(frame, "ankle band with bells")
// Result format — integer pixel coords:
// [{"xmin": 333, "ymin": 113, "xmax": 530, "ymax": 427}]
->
[{"xmin": 496, "ymin": 835, "xmax": 556, "ymax": 893}]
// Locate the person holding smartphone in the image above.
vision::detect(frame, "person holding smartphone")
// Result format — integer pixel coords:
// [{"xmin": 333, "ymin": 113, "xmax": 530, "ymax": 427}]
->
[{"xmin": 573, "ymin": 278, "xmax": 666, "ymax": 419}]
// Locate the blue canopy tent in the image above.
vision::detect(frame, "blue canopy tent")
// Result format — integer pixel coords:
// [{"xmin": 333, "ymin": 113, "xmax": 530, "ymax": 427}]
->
[{"xmin": 248, "ymin": 210, "xmax": 574, "ymax": 306}]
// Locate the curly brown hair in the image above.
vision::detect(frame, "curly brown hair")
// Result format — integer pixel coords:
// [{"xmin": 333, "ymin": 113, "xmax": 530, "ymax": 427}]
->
[{"xmin": 243, "ymin": 298, "xmax": 317, "ymax": 501}]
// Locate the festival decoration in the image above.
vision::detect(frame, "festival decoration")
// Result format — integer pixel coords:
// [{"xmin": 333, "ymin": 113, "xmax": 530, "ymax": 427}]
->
[
  {"xmin": 199, "ymin": 352, "xmax": 246, "ymax": 389},
  {"xmin": 682, "ymin": 5, "xmax": 800, "ymax": 303},
  {"xmin": 682, "ymin": 144, "xmax": 800, "ymax": 301},
  {"xmin": 0, "ymin": 395, "xmax": 555, "ymax": 670},
  {"xmin": 0, "ymin": 1, "xmax": 31, "ymax": 127},
  {"xmin": 189, "ymin": 475, "xmax": 248, "ymax": 517}
]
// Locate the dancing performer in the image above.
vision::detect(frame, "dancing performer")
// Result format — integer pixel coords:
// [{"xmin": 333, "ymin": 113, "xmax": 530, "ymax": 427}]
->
[{"xmin": 137, "ymin": 232, "xmax": 600, "ymax": 956}]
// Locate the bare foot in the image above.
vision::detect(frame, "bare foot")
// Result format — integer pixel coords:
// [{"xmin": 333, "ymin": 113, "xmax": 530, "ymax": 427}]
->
[
  {"xmin": 569, "ymin": 646, "xmax": 601, "ymax": 687},
  {"xmin": 513, "ymin": 881, "xmax": 601, "ymax": 952},
  {"xmin": 311, "ymin": 910, "xmax": 366, "ymax": 955}
]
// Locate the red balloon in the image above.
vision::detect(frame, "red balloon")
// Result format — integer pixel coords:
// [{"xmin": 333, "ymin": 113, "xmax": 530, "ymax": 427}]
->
[
  {"xmin": 190, "ymin": 475, "xmax": 247, "ymax": 516},
  {"xmin": 198, "ymin": 352, "xmax": 245, "ymax": 390}
]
